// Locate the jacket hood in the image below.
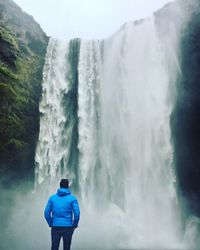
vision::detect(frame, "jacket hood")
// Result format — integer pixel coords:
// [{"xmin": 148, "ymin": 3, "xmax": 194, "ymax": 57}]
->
[{"xmin": 57, "ymin": 188, "xmax": 71, "ymax": 197}]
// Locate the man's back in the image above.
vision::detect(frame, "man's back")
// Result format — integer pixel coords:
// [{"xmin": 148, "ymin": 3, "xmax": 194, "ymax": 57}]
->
[
  {"xmin": 45, "ymin": 188, "xmax": 80, "ymax": 227},
  {"xmin": 44, "ymin": 179, "xmax": 80, "ymax": 250}
]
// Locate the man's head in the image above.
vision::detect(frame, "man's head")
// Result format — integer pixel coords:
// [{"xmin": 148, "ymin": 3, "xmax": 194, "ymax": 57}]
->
[{"xmin": 60, "ymin": 179, "xmax": 69, "ymax": 189}]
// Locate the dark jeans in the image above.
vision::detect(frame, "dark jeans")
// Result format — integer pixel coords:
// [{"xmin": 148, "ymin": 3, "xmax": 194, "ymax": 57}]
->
[{"xmin": 51, "ymin": 227, "xmax": 74, "ymax": 250}]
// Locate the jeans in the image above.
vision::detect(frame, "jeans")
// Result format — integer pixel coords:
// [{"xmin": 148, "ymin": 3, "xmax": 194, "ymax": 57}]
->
[{"xmin": 51, "ymin": 227, "xmax": 74, "ymax": 250}]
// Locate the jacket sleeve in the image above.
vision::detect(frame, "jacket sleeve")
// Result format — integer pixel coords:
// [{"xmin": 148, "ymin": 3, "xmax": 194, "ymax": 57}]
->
[
  {"xmin": 44, "ymin": 197, "xmax": 53, "ymax": 227},
  {"xmin": 72, "ymin": 198, "xmax": 80, "ymax": 227}
]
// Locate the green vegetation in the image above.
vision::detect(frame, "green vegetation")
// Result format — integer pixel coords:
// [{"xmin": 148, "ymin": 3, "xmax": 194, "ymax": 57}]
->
[
  {"xmin": 0, "ymin": 64, "xmax": 18, "ymax": 80},
  {"xmin": 0, "ymin": 1, "xmax": 48, "ymax": 183},
  {"xmin": 0, "ymin": 26, "xmax": 19, "ymax": 50}
]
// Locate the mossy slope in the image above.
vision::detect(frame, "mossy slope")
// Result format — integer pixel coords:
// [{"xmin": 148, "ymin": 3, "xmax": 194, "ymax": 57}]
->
[{"xmin": 0, "ymin": 0, "xmax": 48, "ymax": 183}]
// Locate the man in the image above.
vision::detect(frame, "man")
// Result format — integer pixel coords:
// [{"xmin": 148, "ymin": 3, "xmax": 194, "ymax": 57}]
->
[{"xmin": 44, "ymin": 179, "xmax": 80, "ymax": 250}]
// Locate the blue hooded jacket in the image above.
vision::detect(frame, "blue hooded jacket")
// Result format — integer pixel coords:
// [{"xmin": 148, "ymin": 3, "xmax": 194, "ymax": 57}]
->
[{"xmin": 44, "ymin": 188, "xmax": 80, "ymax": 227}]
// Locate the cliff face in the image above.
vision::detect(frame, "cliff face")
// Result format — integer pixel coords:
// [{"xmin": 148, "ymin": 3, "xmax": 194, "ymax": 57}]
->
[
  {"xmin": 155, "ymin": 0, "xmax": 200, "ymax": 216},
  {"xmin": 0, "ymin": 0, "xmax": 48, "ymax": 184},
  {"xmin": 171, "ymin": 1, "xmax": 200, "ymax": 216}
]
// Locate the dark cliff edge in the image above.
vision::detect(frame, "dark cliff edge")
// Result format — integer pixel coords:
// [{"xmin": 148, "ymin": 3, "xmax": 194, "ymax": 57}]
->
[
  {"xmin": 155, "ymin": 0, "xmax": 200, "ymax": 219},
  {"xmin": 172, "ymin": 0, "xmax": 200, "ymax": 217},
  {"xmin": 0, "ymin": 0, "xmax": 49, "ymax": 185}
]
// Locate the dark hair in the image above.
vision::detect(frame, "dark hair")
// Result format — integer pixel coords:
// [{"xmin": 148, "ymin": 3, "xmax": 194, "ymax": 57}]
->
[{"xmin": 60, "ymin": 179, "xmax": 69, "ymax": 188}]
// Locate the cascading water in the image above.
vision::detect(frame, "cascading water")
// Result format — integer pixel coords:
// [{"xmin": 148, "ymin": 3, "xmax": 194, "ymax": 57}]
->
[
  {"xmin": 35, "ymin": 39, "xmax": 80, "ymax": 189},
  {"xmin": 78, "ymin": 40, "xmax": 101, "ymax": 202},
  {"xmin": 35, "ymin": 17, "xmax": 183, "ymax": 249},
  {"xmin": 35, "ymin": 39, "xmax": 70, "ymax": 185}
]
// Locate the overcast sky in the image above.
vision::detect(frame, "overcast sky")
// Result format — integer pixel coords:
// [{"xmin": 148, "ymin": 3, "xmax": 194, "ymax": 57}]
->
[{"xmin": 14, "ymin": 0, "xmax": 170, "ymax": 39}]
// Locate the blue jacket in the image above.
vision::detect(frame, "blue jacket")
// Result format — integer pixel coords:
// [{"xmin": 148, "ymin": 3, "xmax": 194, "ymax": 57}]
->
[{"xmin": 44, "ymin": 188, "xmax": 80, "ymax": 227}]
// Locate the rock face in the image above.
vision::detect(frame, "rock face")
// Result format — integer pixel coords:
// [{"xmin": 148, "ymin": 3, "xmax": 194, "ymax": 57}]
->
[
  {"xmin": 171, "ymin": 1, "xmax": 200, "ymax": 216},
  {"xmin": 0, "ymin": 0, "xmax": 48, "ymax": 184},
  {"xmin": 155, "ymin": 0, "xmax": 200, "ymax": 216}
]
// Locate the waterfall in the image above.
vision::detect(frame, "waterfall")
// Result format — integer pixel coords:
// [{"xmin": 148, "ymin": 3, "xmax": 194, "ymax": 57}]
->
[
  {"xmin": 35, "ymin": 17, "xmax": 183, "ymax": 249},
  {"xmin": 35, "ymin": 39, "xmax": 80, "ymax": 188}
]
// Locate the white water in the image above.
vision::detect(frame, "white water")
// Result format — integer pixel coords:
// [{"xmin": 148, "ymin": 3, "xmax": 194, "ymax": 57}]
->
[
  {"xmin": 97, "ymin": 19, "xmax": 180, "ymax": 248},
  {"xmin": 35, "ymin": 39, "xmax": 68, "ymax": 184},
  {"xmin": 33, "ymin": 17, "xmax": 184, "ymax": 249},
  {"xmin": 78, "ymin": 40, "xmax": 101, "ymax": 202},
  {"xmin": 35, "ymin": 39, "xmax": 77, "ymax": 187}
]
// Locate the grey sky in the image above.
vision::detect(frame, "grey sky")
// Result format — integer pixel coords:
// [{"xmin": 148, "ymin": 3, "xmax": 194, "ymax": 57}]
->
[{"xmin": 14, "ymin": 0, "xmax": 170, "ymax": 39}]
